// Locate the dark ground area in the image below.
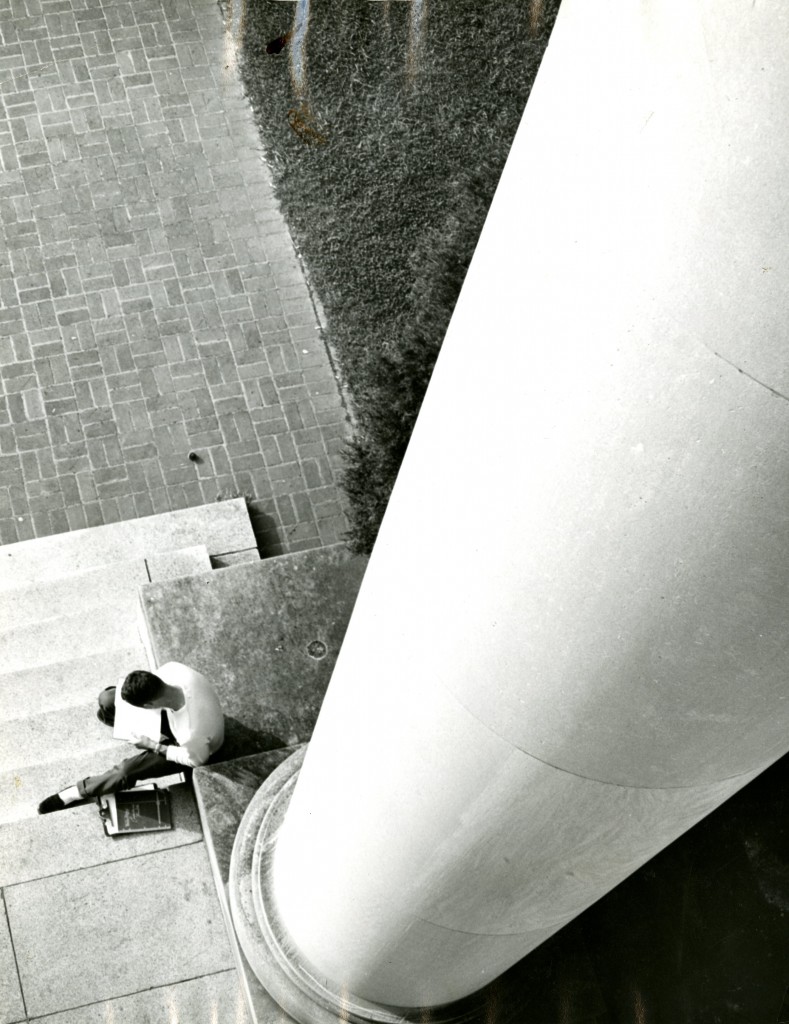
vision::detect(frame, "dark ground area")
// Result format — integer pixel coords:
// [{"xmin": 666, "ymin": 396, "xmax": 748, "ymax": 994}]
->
[
  {"xmin": 237, "ymin": 0, "xmax": 561, "ymax": 551},
  {"xmin": 485, "ymin": 750, "xmax": 789, "ymax": 1024}
]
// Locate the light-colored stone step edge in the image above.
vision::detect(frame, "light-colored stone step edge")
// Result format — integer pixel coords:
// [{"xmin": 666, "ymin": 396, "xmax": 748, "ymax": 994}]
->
[
  {"xmin": 0, "ymin": 783, "xmax": 203, "ymax": 888},
  {"xmin": 0, "ymin": 558, "xmax": 151, "ymax": 631},
  {"xmin": 0, "ymin": 499, "xmax": 255, "ymax": 589},
  {"xmin": 145, "ymin": 545, "xmax": 212, "ymax": 582},
  {"xmin": 0, "ymin": 742, "xmax": 150, "ymax": 827},
  {"xmin": 0, "ymin": 645, "xmax": 150, "ymax": 724},
  {"xmin": 0, "ymin": 701, "xmax": 127, "ymax": 776},
  {"xmin": 0, "ymin": 547, "xmax": 212, "ymax": 635},
  {"xmin": 0, "ymin": 604, "xmax": 144, "ymax": 676}
]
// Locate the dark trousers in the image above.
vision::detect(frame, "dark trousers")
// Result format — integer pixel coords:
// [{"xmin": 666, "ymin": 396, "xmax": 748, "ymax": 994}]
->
[
  {"xmin": 77, "ymin": 749, "xmax": 187, "ymax": 799},
  {"xmin": 78, "ymin": 703, "xmax": 186, "ymax": 799}
]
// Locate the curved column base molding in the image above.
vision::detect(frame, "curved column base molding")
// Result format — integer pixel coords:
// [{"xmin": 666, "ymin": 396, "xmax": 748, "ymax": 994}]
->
[{"xmin": 229, "ymin": 746, "xmax": 483, "ymax": 1024}]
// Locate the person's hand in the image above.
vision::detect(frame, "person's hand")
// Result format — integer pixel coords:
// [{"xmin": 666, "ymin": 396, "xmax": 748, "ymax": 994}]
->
[{"xmin": 131, "ymin": 733, "xmax": 157, "ymax": 751}]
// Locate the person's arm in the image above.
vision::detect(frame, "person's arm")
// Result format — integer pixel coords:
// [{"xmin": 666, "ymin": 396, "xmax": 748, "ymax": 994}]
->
[
  {"xmin": 163, "ymin": 736, "xmax": 211, "ymax": 768},
  {"xmin": 132, "ymin": 734, "xmax": 209, "ymax": 767}
]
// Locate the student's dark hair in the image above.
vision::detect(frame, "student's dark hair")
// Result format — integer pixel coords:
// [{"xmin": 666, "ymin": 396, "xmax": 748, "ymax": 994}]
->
[{"xmin": 121, "ymin": 670, "xmax": 165, "ymax": 707}]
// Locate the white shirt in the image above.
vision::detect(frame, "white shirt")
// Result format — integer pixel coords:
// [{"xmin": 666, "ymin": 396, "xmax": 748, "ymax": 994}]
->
[{"xmin": 158, "ymin": 662, "xmax": 224, "ymax": 768}]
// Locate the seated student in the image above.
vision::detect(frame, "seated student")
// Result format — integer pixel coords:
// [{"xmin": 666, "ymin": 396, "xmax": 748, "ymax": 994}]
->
[{"xmin": 38, "ymin": 662, "xmax": 224, "ymax": 814}]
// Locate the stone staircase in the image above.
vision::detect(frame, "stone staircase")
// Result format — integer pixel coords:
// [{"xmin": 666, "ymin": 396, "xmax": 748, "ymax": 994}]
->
[
  {"xmin": 0, "ymin": 502, "xmax": 367, "ymax": 1024},
  {"xmin": 0, "ymin": 500, "xmax": 258, "ymax": 879}
]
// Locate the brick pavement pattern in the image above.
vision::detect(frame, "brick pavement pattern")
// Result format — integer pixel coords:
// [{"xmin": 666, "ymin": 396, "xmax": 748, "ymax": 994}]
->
[{"xmin": 0, "ymin": 0, "xmax": 351, "ymax": 553}]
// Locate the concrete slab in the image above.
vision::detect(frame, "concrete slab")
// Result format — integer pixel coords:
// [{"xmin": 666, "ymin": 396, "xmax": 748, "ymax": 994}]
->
[
  {"xmin": 0, "ymin": 501, "xmax": 255, "ymax": 590},
  {"xmin": 0, "ymin": 606, "xmax": 144, "ymax": 674},
  {"xmin": 31, "ymin": 971, "xmax": 250, "ymax": 1024},
  {"xmin": 0, "ymin": 647, "xmax": 149, "ymax": 724},
  {"xmin": 0, "ymin": 560, "xmax": 150, "ymax": 631},
  {"xmin": 0, "ymin": 784, "xmax": 203, "ymax": 887},
  {"xmin": 4, "ymin": 843, "xmax": 234, "ymax": 1018},
  {"xmin": 0, "ymin": 896, "xmax": 25, "ymax": 1024},
  {"xmin": 145, "ymin": 545, "xmax": 212, "ymax": 581},
  {"xmin": 140, "ymin": 545, "xmax": 367, "ymax": 761}
]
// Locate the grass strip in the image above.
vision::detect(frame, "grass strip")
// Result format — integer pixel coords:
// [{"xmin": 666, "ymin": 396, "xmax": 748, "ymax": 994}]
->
[{"xmin": 238, "ymin": 0, "xmax": 561, "ymax": 550}]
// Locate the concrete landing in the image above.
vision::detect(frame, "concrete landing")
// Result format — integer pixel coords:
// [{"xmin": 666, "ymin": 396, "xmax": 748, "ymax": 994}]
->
[
  {"xmin": 140, "ymin": 544, "xmax": 367, "ymax": 760},
  {"xmin": 26, "ymin": 972, "xmax": 249, "ymax": 1024},
  {"xmin": 0, "ymin": 781, "xmax": 203, "ymax": 887},
  {"xmin": 5, "ymin": 843, "xmax": 234, "ymax": 1019}
]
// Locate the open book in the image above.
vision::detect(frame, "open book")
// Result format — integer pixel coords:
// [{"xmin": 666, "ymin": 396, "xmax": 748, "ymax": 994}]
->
[{"xmin": 112, "ymin": 690, "xmax": 162, "ymax": 743}]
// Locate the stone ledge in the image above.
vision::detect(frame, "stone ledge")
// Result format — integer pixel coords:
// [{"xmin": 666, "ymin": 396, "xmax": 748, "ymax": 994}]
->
[
  {"xmin": 193, "ymin": 751, "xmax": 302, "ymax": 1024},
  {"xmin": 139, "ymin": 545, "xmax": 367, "ymax": 762}
]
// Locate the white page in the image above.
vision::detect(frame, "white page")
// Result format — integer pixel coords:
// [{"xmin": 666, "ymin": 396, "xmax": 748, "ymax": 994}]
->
[{"xmin": 112, "ymin": 692, "xmax": 162, "ymax": 742}]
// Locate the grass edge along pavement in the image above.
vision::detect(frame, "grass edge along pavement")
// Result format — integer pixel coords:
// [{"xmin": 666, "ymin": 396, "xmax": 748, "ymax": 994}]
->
[{"xmin": 234, "ymin": 0, "xmax": 561, "ymax": 552}]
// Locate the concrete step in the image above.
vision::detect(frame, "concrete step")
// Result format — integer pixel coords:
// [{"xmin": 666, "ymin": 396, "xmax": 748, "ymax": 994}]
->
[
  {"xmin": 0, "ymin": 646, "xmax": 150, "ymax": 724},
  {"xmin": 0, "ymin": 743, "xmax": 143, "ymax": 826},
  {"xmin": 0, "ymin": 499, "xmax": 256, "ymax": 590},
  {"xmin": 0, "ymin": 546, "xmax": 210, "ymax": 638},
  {"xmin": 0, "ymin": 702, "xmax": 123, "ymax": 775},
  {"xmin": 0, "ymin": 605, "xmax": 144, "ymax": 675},
  {"xmin": 0, "ymin": 558, "xmax": 150, "ymax": 631},
  {"xmin": 146, "ymin": 545, "xmax": 212, "ymax": 581}
]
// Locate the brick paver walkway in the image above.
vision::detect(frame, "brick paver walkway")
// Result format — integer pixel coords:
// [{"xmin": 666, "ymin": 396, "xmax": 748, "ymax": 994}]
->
[{"xmin": 0, "ymin": 0, "xmax": 350, "ymax": 554}]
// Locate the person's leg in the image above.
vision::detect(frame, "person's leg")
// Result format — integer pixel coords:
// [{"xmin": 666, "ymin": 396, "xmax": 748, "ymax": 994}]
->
[
  {"xmin": 38, "ymin": 750, "xmax": 184, "ymax": 812},
  {"xmin": 76, "ymin": 750, "xmax": 181, "ymax": 799}
]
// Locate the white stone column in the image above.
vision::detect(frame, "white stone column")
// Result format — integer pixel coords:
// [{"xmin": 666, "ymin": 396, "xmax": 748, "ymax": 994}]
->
[{"xmin": 268, "ymin": 0, "xmax": 789, "ymax": 1010}]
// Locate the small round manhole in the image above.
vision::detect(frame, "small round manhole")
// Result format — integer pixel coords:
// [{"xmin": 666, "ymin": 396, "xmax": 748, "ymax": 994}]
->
[{"xmin": 307, "ymin": 640, "xmax": 327, "ymax": 659}]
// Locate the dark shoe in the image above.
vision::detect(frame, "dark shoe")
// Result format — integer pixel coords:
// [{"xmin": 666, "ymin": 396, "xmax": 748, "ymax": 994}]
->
[{"xmin": 38, "ymin": 793, "xmax": 66, "ymax": 814}]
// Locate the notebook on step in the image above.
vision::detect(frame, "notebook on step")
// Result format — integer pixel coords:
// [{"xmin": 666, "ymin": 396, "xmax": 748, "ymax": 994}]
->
[{"xmin": 97, "ymin": 784, "xmax": 175, "ymax": 836}]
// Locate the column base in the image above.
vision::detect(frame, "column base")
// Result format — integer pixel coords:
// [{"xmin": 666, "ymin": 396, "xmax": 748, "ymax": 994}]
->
[{"xmin": 229, "ymin": 746, "xmax": 483, "ymax": 1024}]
